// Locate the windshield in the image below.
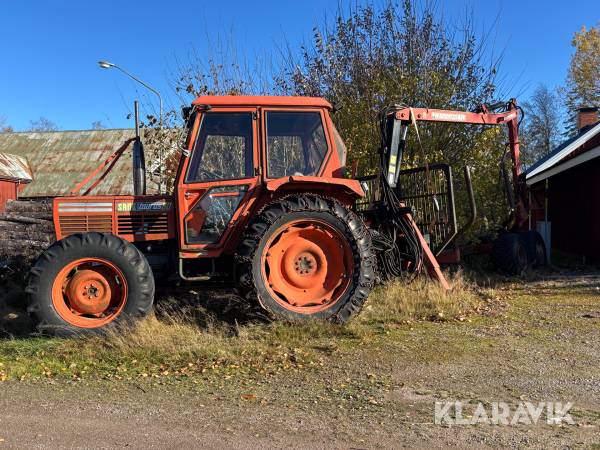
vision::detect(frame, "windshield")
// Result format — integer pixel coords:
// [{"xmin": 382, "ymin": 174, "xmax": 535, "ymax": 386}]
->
[{"xmin": 185, "ymin": 112, "xmax": 253, "ymax": 182}]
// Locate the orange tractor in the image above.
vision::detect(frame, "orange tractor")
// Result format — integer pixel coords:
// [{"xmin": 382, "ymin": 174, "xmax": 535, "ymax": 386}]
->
[{"xmin": 26, "ymin": 96, "xmax": 533, "ymax": 334}]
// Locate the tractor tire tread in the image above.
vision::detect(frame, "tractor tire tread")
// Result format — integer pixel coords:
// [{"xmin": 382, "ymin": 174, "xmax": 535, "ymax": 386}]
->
[
  {"xmin": 492, "ymin": 232, "xmax": 528, "ymax": 276},
  {"xmin": 26, "ymin": 232, "xmax": 155, "ymax": 336},
  {"xmin": 235, "ymin": 194, "xmax": 376, "ymax": 323},
  {"xmin": 519, "ymin": 230, "xmax": 547, "ymax": 267}
]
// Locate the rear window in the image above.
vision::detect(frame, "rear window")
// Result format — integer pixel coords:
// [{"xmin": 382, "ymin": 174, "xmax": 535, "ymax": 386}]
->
[{"xmin": 330, "ymin": 121, "xmax": 347, "ymax": 168}]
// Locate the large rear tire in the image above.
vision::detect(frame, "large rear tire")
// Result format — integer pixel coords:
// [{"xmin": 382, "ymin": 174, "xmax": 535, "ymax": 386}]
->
[
  {"xmin": 520, "ymin": 230, "xmax": 547, "ymax": 267},
  {"xmin": 492, "ymin": 232, "xmax": 528, "ymax": 275},
  {"xmin": 236, "ymin": 195, "xmax": 376, "ymax": 323},
  {"xmin": 26, "ymin": 232, "xmax": 155, "ymax": 336}
]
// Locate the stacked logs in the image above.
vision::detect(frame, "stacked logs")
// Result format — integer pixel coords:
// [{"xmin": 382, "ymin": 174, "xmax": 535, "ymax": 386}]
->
[{"xmin": 0, "ymin": 199, "xmax": 55, "ymax": 264}]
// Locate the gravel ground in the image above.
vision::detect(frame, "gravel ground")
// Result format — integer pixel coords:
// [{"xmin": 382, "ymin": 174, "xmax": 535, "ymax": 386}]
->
[{"xmin": 0, "ymin": 273, "xmax": 599, "ymax": 449}]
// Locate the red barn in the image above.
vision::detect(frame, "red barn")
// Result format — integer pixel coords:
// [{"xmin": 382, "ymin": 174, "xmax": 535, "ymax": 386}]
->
[
  {"xmin": 0, "ymin": 152, "xmax": 33, "ymax": 212},
  {"xmin": 525, "ymin": 107, "xmax": 600, "ymax": 263}
]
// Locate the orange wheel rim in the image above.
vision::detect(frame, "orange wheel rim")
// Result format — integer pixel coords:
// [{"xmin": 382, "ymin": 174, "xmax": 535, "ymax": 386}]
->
[
  {"xmin": 51, "ymin": 258, "xmax": 128, "ymax": 328},
  {"xmin": 261, "ymin": 219, "xmax": 353, "ymax": 314}
]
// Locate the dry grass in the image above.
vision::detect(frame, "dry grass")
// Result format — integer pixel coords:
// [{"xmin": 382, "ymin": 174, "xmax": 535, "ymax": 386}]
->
[
  {"xmin": 95, "ymin": 271, "xmax": 481, "ymax": 360},
  {"xmin": 358, "ymin": 272, "xmax": 480, "ymax": 325},
  {"xmin": 0, "ymin": 272, "xmax": 490, "ymax": 382}
]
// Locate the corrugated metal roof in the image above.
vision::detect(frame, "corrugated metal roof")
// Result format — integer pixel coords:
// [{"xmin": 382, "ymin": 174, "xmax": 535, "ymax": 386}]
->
[
  {"xmin": 0, "ymin": 151, "xmax": 33, "ymax": 182},
  {"xmin": 0, "ymin": 129, "xmax": 137, "ymax": 197}
]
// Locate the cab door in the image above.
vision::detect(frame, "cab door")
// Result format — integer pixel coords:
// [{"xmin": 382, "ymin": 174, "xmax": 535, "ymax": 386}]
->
[{"xmin": 177, "ymin": 108, "xmax": 260, "ymax": 255}]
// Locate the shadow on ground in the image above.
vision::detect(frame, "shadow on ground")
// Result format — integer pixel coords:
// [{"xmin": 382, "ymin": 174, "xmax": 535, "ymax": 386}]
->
[
  {"xmin": 2, "ymin": 253, "xmax": 598, "ymax": 339},
  {"xmin": 0, "ymin": 259, "xmax": 32, "ymax": 337},
  {"xmin": 0, "ymin": 259, "xmax": 267, "ymax": 339}
]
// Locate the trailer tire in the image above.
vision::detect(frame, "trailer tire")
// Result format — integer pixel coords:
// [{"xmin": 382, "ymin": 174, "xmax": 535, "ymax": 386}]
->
[
  {"xmin": 492, "ymin": 232, "xmax": 528, "ymax": 275},
  {"xmin": 520, "ymin": 230, "xmax": 547, "ymax": 267},
  {"xmin": 236, "ymin": 195, "xmax": 376, "ymax": 323},
  {"xmin": 26, "ymin": 232, "xmax": 155, "ymax": 336}
]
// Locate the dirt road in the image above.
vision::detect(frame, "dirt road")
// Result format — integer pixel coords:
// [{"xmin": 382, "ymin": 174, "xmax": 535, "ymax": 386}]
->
[{"xmin": 0, "ymin": 274, "xmax": 599, "ymax": 449}]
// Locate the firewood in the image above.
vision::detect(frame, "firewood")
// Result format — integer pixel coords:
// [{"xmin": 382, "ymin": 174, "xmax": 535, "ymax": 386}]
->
[
  {"xmin": 4, "ymin": 199, "xmax": 52, "ymax": 213},
  {"xmin": 0, "ymin": 214, "xmax": 52, "ymax": 225},
  {"xmin": 0, "ymin": 221, "xmax": 54, "ymax": 233}
]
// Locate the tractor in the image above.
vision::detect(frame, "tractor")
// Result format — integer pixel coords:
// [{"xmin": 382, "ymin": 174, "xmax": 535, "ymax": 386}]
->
[{"xmin": 26, "ymin": 95, "xmax": 541, "ymax": 334}]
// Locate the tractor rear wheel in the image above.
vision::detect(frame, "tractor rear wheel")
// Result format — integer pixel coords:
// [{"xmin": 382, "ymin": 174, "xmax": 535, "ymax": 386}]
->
[
  {"xmin": 492, "ymin": 232, "xmax": 528, "ymax": 275},
  {"xmin": 26, "ymin": 232, "xmax": 155, "ymax": 335},
  {"xmin": 236, "ymin": 195, "xmax": 376, "ymax": 323}
]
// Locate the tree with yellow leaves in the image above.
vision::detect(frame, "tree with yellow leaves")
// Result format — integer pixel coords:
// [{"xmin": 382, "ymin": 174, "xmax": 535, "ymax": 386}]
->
[{"xmin": 564, "ymin": 23, "xmax": 600, "ymax": 135}]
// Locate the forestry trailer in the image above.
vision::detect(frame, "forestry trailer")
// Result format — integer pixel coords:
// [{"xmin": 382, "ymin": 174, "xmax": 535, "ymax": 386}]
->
[{"xmin": 26, "ymin": 96, "xmax": 543, "ymax": 334}]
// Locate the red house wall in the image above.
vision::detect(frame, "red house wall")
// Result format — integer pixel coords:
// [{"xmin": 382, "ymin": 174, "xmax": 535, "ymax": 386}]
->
[
  {"xmin": 0, "ymin": 179, "xmax": 21, "ymax": 212},
  {"xmin": 534, "ymin": 157, "xmax": 600, "ymax": 262}
]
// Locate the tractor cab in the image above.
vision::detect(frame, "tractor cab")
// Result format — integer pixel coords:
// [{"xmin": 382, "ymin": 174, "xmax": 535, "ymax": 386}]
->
[{"xmin": 174, "ymin": 96, "xmax": 359, "ymax": 261}]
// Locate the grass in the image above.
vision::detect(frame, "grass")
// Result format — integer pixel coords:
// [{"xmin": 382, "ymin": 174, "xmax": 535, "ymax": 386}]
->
[
  {"xmin": 2, "ymin": 271, "xmax": 599, "ymax": 448},
  {"xmin": 360, "ymin": 273, "xmax": 484, "ymax": 324},
  {"xmin": 0, "ymin": 272, "xmax": 488, "ymax": 382}
]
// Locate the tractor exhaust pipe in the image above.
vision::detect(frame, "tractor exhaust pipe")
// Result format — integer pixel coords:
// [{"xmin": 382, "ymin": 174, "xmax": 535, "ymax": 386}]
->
[{"xmin": 132, "ymin": 100, "xmax": 146, "ymax": 195}]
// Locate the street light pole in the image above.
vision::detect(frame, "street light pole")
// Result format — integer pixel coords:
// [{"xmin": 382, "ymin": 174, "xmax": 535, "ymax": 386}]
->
[
  {"xmin": 98, "ymin": 60, "xmax": 165, "ymax": 193},
  {"xmin": 98, "ymin": 60, "xmax": 163, "ymax": 127}
]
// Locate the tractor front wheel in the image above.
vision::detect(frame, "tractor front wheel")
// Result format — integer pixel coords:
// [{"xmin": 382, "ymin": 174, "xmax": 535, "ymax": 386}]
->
[
  {"xmin": 236, "ymin": 195, "xmax": 376, "ymax": 323},
  {"xmin": 26, "ymin": 232, "xmax": 155, "ymax": 335}
]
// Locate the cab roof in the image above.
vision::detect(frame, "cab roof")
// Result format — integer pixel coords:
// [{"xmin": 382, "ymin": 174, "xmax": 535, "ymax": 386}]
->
[{"xmin": 192, "ymin": 95, "xmax": 332, "ymax": 109}]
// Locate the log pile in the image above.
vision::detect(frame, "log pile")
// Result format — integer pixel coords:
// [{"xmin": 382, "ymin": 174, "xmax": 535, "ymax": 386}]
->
[{"xmin": 0, "ymin": 199, "xmax": 55, "ymax": 264}]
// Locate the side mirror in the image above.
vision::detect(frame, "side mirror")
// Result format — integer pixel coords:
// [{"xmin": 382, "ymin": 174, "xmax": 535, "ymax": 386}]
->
[{"xmin": 331, "ymin": 101, "xmax": 344, "ymax": 114}]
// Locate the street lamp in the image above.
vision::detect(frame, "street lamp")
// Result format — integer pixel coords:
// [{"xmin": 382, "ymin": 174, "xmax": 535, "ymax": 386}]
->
[{"xmin": 98, "ymin": 60, "xmax": 163, "ymax": 127}]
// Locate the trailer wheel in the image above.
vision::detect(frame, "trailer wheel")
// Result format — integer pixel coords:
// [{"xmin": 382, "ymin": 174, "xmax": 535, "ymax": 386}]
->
[
  {"xmin": 26, "ymin": 232, "xmax": 154, "ymax": 336},
  {"xmin": 520, "ymin": 230, "xmax": 547, "ymax": 267},
  {"xmin": 236, "ymin": 195, "xmax": 376, "ymax": 323},
  {"xmin": 492, "ymin": 232, "xmax": 528, "ymax": 275}
]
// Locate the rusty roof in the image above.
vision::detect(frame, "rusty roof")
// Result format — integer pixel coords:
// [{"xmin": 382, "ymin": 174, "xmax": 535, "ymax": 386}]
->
[
  {"xmin": 0, "ymin": 129, "xmax": 139, "ymax": 197},
  {"xmin": 0, "ymin": 152, "xmax": 33, "ymax": 182}
]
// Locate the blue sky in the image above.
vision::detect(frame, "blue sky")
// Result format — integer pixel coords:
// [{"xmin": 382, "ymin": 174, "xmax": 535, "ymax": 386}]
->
[{"xmin": 0, "ymin": 1, "xmax": 597, "ymax": 131}]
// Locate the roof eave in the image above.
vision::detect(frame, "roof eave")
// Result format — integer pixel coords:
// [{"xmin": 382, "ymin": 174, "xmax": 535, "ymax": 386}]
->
[
  {"xmin": 526, "ymin": 144, "xmax": 600, "ymax": 185},
  {"xmin": 525, "ymin": 122, "xmax": 600, "ymax": 180}
]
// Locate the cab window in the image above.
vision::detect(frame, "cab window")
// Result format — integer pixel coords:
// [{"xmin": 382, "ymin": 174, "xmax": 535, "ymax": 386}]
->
[
  {"xmin": 266, "ymin": 111, "xmax": 328, "ymax": 178},
  {"xmin": 185, "ymin": 186, "xmax": 248, "ymax": 244},
  {"xmin": 186, "ymin": 112, "xmax": 253, "ymax": 182}
]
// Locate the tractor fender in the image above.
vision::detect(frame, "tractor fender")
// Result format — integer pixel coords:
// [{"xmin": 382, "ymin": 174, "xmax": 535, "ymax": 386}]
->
[{"xmin": 265, "ymin": 176, "xmax": 365, "ymax": 198}]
